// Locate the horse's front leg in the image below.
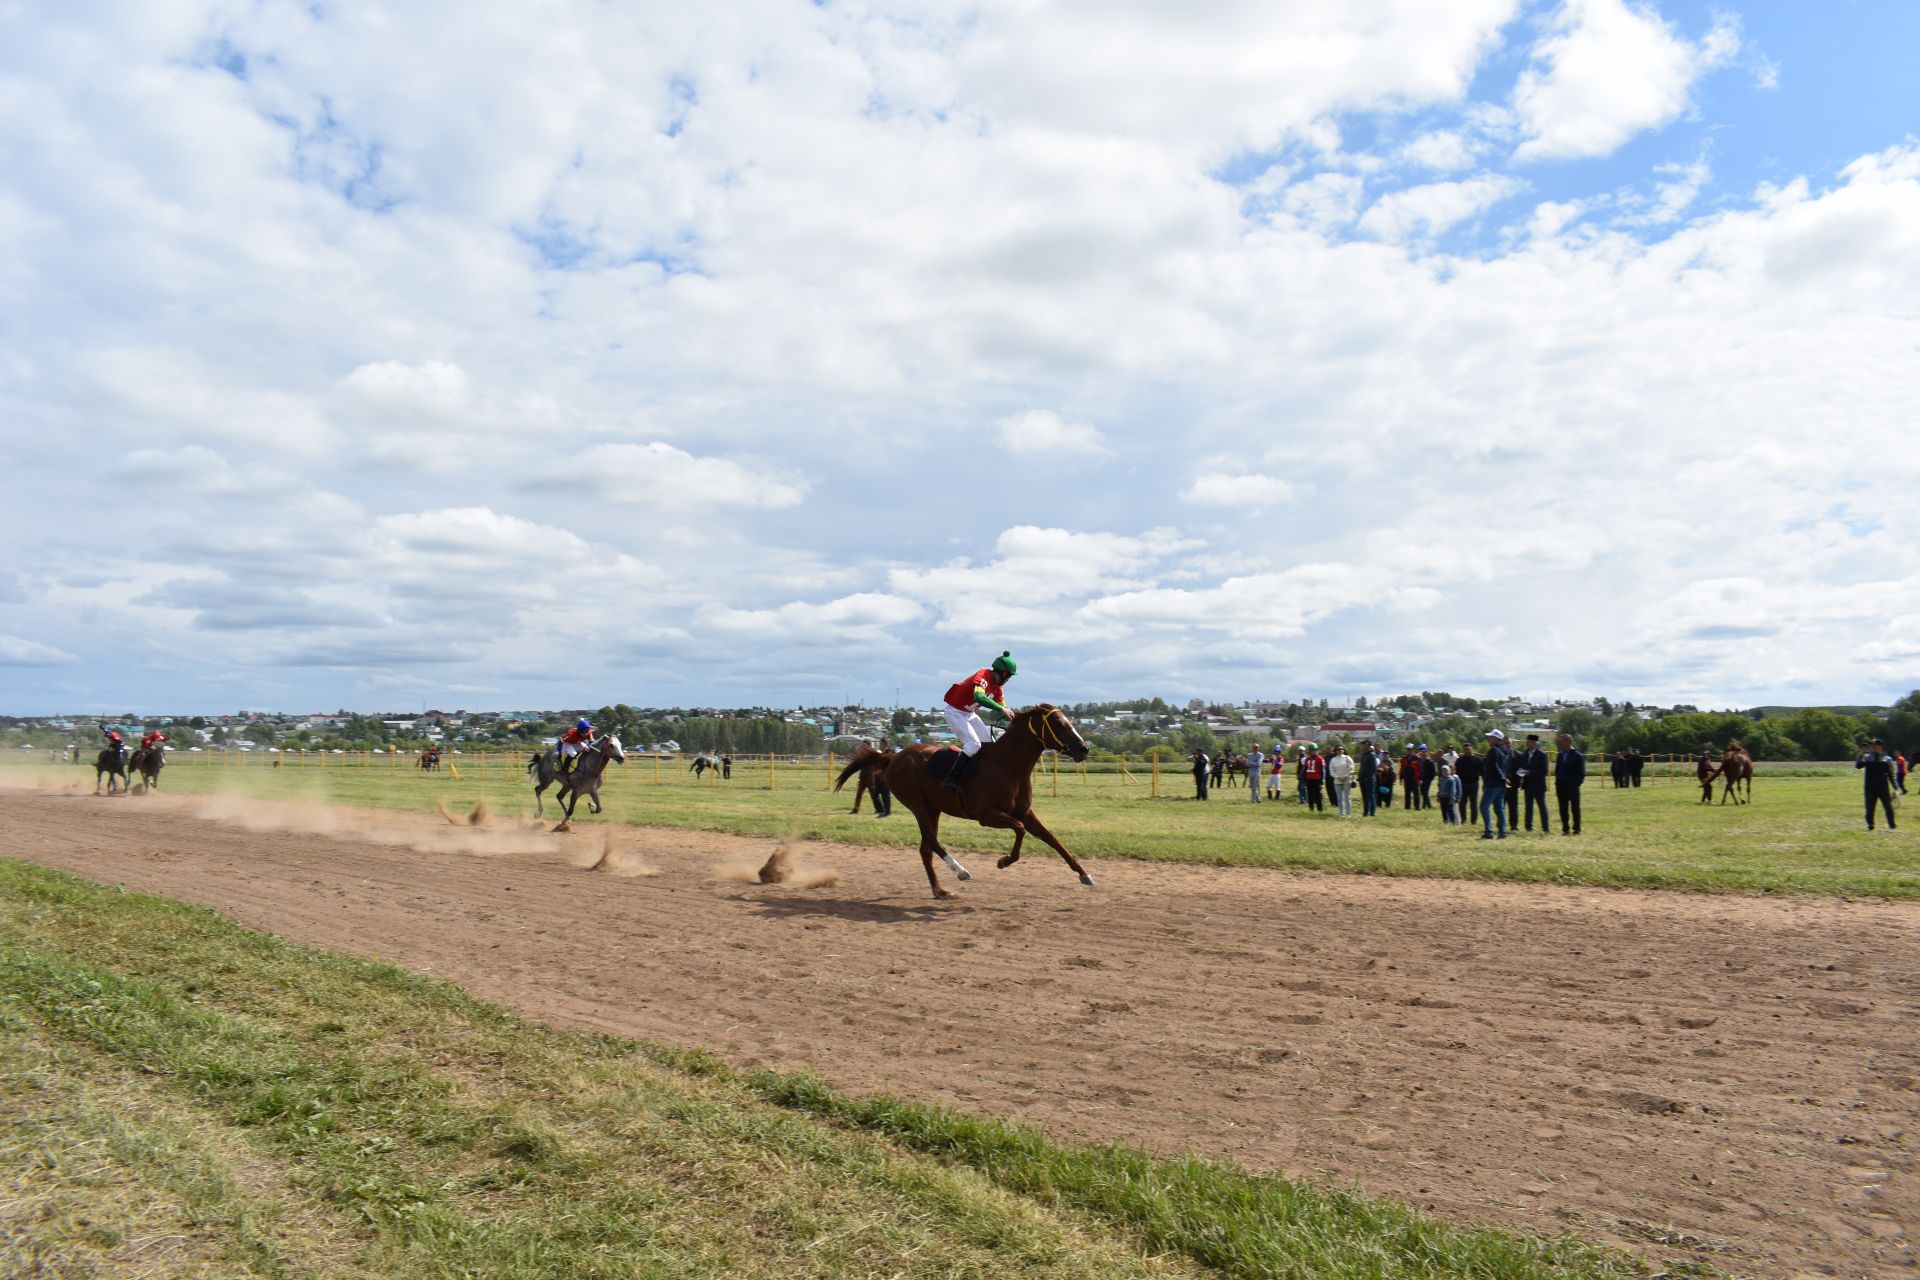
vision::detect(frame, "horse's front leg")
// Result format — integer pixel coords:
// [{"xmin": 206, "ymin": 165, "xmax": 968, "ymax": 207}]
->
[{"xmin": 1017, "ymin": 809, "xmax": 1094, "ymax": 887}]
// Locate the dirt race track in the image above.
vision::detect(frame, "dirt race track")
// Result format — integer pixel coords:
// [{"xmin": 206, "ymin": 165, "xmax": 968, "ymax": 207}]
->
[{"xmin": 3, "ymin": 787, "xmax": 1916, "ymax": 1277}]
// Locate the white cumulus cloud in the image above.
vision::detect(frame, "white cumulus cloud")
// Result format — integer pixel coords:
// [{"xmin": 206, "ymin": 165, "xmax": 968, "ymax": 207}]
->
[{"xmin": 1512, "ymin": 0, "xmax": 1739, "ymax": 162}]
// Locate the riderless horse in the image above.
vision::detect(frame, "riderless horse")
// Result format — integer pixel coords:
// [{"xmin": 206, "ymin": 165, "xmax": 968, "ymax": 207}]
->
[
  {"xmin": 1714, "ymin": 743, "xmax": 1754, "ymax": 806},
  {"xmin": 527, "ymin": 735, "xmax": 626, "ymax": 827},
  {"xmin": 833, "ymin": 704, "xmax": 1095, "ymax": 899}
]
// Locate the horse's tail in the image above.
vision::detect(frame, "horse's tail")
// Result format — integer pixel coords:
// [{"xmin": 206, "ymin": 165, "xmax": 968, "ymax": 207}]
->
[{"xmin": 833, "ymin": 744, "xmax": 894, "ymax": 792}]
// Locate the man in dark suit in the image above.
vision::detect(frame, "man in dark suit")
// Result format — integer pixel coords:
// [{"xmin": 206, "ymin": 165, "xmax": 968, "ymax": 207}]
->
[
  {"xmin": 1455, "ymin": 745, "xmax": 1481, "ymax": 819},
  {"xmin": 1358, "ymin": 742, "xmax": 1378, "ymax": 817},
  {"xmin": 1857, "ymin": 738, "xmax": 1898, "ymax": 830},
  {"xmin": 1554, "ymin": 732, "xmax": 1586, "ymax": 834},
  {"xmin": 1628, "ymin": 748, "xmax": 1645, "ymax": 788},
  {"xmin": 1517, "ymin": 733, "xmax": 1551, "ymax": 832},
  {"xmin": 1418, "ymin": 746, "xmax": 1437, "ymax": 809}
]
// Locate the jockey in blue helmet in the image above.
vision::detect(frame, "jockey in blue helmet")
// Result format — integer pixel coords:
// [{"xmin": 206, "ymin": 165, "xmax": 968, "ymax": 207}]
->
[{"xmin": 558, "ymin": 717, "xmax": 596, "ymax": 774}]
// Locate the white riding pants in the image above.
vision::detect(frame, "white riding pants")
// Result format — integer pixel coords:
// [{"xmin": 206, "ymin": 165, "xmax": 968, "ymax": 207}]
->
[
  {"xmin": 943, "ymin": 705, "xmax": 993, "ymax": 755},
  {"xmin": 561, "ymin": 741, "xmax": 583, "ymax": 759}
]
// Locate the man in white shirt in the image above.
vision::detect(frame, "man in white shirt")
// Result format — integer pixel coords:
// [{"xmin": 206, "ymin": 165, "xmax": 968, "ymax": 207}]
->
[{"xmin": 1327, "ymin": 745, "xmax": 1356, "ymax": 816}]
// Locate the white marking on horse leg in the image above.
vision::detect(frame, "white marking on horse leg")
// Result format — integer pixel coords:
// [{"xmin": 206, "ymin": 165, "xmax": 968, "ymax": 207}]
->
[
  {"xmin": 1079, "ymin": 872, "xmax": 1096, "ymax": 887},
  {"xmin": 941, "ymin": 852, "xmax": 972, "ymax": 881}
]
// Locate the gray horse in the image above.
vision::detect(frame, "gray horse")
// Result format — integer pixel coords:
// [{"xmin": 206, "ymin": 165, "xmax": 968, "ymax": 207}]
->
[{"xmin": 527, "ymin": 735, "xmax": 627, "ymax": 827}]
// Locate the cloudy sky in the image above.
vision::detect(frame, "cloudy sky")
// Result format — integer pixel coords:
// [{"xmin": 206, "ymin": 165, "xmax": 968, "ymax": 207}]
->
[{"xmin": 3, "ymin": 0, "xmax": 1917, "ymax": 716}]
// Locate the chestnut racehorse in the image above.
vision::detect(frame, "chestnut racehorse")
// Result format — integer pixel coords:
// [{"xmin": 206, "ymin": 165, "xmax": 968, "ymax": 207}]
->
[{"xmin": 834, "ymin": 704, "xmax": 1095, "ymax": 899}]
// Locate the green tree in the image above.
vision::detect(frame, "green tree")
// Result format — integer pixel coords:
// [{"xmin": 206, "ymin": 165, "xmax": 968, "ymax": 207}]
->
[{"xmin": 1774, "ymin": 708, "xmax": 1865, "ymax": 760}]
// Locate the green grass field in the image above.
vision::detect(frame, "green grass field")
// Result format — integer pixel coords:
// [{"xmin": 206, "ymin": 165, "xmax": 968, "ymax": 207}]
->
[
  {"xmin": 0, "ymin": 857, "xmax": 1667, "ymax": 1279},
  {"xmin": 19, "ymin": 752, "xmax": 1914, "ymax": 898}
]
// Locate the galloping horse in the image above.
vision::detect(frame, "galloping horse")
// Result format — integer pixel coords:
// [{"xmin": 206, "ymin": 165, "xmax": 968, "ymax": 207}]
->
[
  {"xmin": 128, "ymin": 746, "xmax": 165, "ymax": 792},
  {"xmin": 834, "ymin": 704, "xmax": 1095, "ymax": 899},
  {"xmin": 94, "ymin": 748, "xmax": 129, "ymax": 796},
  {"xmin": 1716, "ymin": 743, "xmax": 1754, "ymax": 805},
  {"xmin": 527, "ymin": 735, "xmax": 626, "ymax": 827}
]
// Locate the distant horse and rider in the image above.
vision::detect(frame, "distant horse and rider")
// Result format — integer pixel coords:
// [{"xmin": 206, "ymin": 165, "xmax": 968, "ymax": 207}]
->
[
  {"xmin": 94, "ymin": 747, "xmax": 130, "ymax": 795},
  {"xmin": 834, "ymin": 704, "xmax": 1095, "ymax": 899},
  {"xmin": 418, "ymin": 747, "xmax": 441, "ymax": 771},
  {"xmin": 526, "ymin": 735, "xmax": 626, "ymax": 829},
  {"xmin": 128, "ymin": 745, "xmax": 165, "ymax": 792}
]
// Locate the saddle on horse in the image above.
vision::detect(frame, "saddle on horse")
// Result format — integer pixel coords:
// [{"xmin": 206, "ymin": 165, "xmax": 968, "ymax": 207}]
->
[{"xmin": 927, "ymin": 746, "xmax": 978, "ymax": 793}]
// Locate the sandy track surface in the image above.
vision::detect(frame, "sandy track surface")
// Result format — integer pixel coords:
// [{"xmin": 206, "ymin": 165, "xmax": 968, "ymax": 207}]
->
[{"xmin": 3, "ymin": 787, "xmax": 1915, "ymax": 1276}]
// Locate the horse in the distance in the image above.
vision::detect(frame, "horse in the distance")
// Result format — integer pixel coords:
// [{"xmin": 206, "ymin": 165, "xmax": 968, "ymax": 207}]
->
[
  {"xmin": 1716, "ymin": 743, "xmax": 1754, "ymax": 805},
  {"xmin": 128, "ymin": 746, "xmax": 165, "ymax": 792},
  {"xmin": 834, "ymin": 704, "xmax": 1095, "ymax": 899},
  {"xmin": 527, "ymin": 736, "xmax": 626, "ymax": 828},
  {"xmin": 1224, "ymin": 754, "xmax": 1246, "ymax": 784},
  {"xmin": 94, "ymin": 748, "xmax": 129, "ymax": 796},
  {"xmin": 418, "ymin": 747, "xmax": 440, "ymax": 771}
]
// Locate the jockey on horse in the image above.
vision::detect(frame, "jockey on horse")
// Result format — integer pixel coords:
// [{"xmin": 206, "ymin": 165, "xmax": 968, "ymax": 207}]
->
[
  {"xmin": 938, "ymin": 651, "xmax": 1016, "ymax": 792},
  {"xmin": 557, "ymin": 717, "xmax": 596, "ymax": 777},
  {"xmin": 102, "ymin": 725, "xmax": 128, "ymax": 768}
]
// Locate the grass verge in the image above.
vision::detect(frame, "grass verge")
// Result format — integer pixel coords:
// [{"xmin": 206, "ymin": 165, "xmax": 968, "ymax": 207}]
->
[{"xmin": 0, "ymin": 856, "xmax": 1672, "ymax": 1279}]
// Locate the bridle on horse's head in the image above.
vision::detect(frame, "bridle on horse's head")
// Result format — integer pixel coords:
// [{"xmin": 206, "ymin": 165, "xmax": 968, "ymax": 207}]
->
[{"xmin": 1022, "ymin": 704, "xmax": 1085, "ymax": 757}]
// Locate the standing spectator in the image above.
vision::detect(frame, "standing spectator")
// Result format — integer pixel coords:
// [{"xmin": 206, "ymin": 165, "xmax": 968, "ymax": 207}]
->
[
  {"xmin": 1211, "ymin": 751, "xmax": 1227, "ymax": 789},
  {"xmin": 1694, "ymin": 748, "xmax": 1716, "ymax": 802},
  {"xmin": 1456, "ymin": 745, "xmax": 1482, "ymax": 820},
  {"xmin": 1244, "ymin": 745, "xmax": 1265, "ymax": 803},
  {"xmin": 1377, "ymin": 760, "xmax": 1396, "ymax": 811},
  {"xmin": 1628, "ymin": 748, "xmax": 1645, "ymax": 788},
  {"xmin": 1554, "ymin": 732, "xmax": 1586, "ymax": 834},
  {"xmin": 1611, "ymin": 751, "xmax": 1629, "ymax": 789},
  {"xmin": 1479, "ymin": 730, "xmax": 1514, "ymax": 839},
  {"xmin": 721, "ymin": 753, "xmax": 733, "ymax": 780},
  {"xmin": 1857, "ymin": 738, "xmax": 1899, "ymax": 830},
  {"xmin": 1399, "ymin": 749, "xmax": 1420, "ymax": 809},
  {"xmin": 1328, "ymin": 744, "xmax": 1355, "ymax": 816},
  {"xmin": 1302, "ymin": 744, "xmax": 1326, "ymax": 811},
  {"xmin": 1418, "ymin": 746, "xmax": 1437, "ymax": 809},
  {"xmin": 1517, "ymin": 733, "xmax": 1550, "ymax": 833},
  {"xmin": 1269, "ymin": 747, "xmax": 1287, "ymax": 801},
  {"xmin": 1190, "ymin": 748, "xmax": 1210, "ymax": 800},
  {"xmin": 1437, "ymin": 765, "xmax": 1463, "ymax": 825},
  {"xmin": 1294, "ymin": 747, "xmax": 1309, "ymax": 805},
  {"xmin": 1894, "ymin": 749, "xmax": 1908, "ymax": 795},
  {"xmin": 1357, "ymin": 742, "xmax": 1379, "ymax": 817}
]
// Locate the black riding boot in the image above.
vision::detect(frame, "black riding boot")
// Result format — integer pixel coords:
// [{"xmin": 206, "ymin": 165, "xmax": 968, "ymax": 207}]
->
[{"xmin": 940, "ymin": 751, "xmax": 977, "ymax": 793}]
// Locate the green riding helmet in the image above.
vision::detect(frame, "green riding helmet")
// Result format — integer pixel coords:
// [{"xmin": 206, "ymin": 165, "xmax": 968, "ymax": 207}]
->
[{"xmin": 990, "ymin": 651, "xmax": 1016, "ymax": 680}]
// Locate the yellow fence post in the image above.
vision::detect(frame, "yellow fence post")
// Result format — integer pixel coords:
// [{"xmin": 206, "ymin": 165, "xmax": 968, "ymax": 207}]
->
[
  {"xmin": 654, "ymin": 753, "xmax": 661, "ymax": 785},
  {"xmin": 1151, "ymin": 754, "xmax": 1158, "ymax": 798},
  {"xmin": 826, "ymin": 751, "xmax": 833, "ymax": 790},
  {"xmin": 769, "ymin": 752, "xmax": 776, "ymax": 793}
]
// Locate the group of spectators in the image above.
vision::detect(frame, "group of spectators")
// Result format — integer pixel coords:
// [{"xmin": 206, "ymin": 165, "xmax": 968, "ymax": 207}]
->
[{"xmin": 1189, "ymin": 732, "xmax": 1591, "ymax": 836}]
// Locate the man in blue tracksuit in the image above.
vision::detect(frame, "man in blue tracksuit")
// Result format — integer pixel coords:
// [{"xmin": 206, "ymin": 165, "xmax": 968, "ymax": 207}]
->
[
  {"xmin": 1858, "ymin": 738, "xmax": 1898, "ymax": 831},
  {"xmin": 1554, "ymin": 732, "xmax": 1586, "ymax": 834},
  {"xmin": 1479, "ymin": 730, "xmax": 1513, "ymax": 839}
]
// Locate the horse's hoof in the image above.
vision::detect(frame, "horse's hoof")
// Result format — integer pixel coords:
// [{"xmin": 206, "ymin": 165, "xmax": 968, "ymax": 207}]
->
[
  {"xmin": 1079, "ymin": 873, "xmax": 1095, "ymax": 887},
  {"xmin": 934, "ymin": 888, "xmax": 956, "ymax": 900},
  {"xmin": 955, "ymin": 867, "xmax": 972, "ymax": 881},
  {"xmin": 553, "ymin": 821, "xmax": 572, "ymax": 833},
  {"xmin": 996, "ymin": 855, "xmax": 1015, "ymax": 870}
]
